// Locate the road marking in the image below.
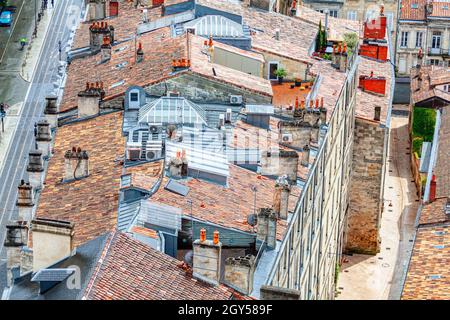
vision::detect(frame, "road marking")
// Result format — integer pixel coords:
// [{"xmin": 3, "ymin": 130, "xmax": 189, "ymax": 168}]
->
[{"xmin": 0, "ymin": 0, "xmax": 25, "ymax": 64}]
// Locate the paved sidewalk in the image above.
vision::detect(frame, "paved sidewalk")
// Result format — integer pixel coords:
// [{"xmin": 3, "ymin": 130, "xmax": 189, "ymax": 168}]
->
[
  {"xmin": 0, "ymin": 7, "xmax": 54, "ymax": 174},
  {"xmin": 336, "ymin": 115, "xmax": 419, "ymax": 300}
]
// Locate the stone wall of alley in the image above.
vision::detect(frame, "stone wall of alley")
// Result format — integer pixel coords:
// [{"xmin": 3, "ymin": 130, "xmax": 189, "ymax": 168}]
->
[{"xmin": 346, "ymin": 117, "xmax": 386, "ymax": 255}]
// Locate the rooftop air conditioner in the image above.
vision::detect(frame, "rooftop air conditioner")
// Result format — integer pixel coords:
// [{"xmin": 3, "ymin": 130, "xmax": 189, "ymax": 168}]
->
[
  {"xmin": 127, "ymin": 148, "xmax": 142, "ymax": 161},
  {"xmin": 230, "ymin": 95, "xmax": 243, "ymax": 105}
]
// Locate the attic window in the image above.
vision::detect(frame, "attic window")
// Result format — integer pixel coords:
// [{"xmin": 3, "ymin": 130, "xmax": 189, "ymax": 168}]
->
[
  {"xmin": 411, "ymin": 3, "xmax": 419, "ymax": 9},
  {"xmin": 114, "ymin": 45, "xmax": 128, "ymax": 53},
  {"xmin": 110, "ymin": 80, "xmax": 125, "ymax": 89},
  {"xmin": 116, "ymin": 61, "xmax": 128, "ymax": 69}
]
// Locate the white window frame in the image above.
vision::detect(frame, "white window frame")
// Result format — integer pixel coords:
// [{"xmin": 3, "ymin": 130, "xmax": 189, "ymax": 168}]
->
[
  {"xmin": 415, "ymin": 31, "xmax": 423, "ymax": 48},
  {"xmin": 400, "ymin": 31, "xmax": 409, "ymax": 48},
  {"xmin": 268, "ymin": 61, "xmax": 280, "ymax": 80},
  {"xmin": 128, "ymin": 89, "xmax": 140, "ymax": 109}
]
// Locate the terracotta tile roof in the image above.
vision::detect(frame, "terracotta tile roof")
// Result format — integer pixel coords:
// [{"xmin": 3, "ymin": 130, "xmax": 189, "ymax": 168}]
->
[
  {"xmin": 84, "ymin": 231, "xmax": 235, "ymax": 300},
  {"xmin": 131, "ymin": 226, "xmax": 159, "ymax": 239},
  {"xmin": 400, "ymin": 0, "xmax": 427, "ymax": 20},
  {"xmin": 150, "ymin": 164, "xmax": 301, "ymax": 241},
  {"xmin": 411, "ymin": 66, "xmax": 450, "ymax": 106},
  {"xmin": 310, "ymin": 60, "xmax": 349, "ymax": 122},
  {"xmin": 401, "ymin": 224, "xmax": 450, "ymax": 300},
  {"xmin": 62, "ymin": 31, "xmax": 272, "ymax": 113},
  {"xmin": 124, "ymin": 161, "xmax": 163, "ymax": 191},
  {"xmin": 72, "ymin": 3, "xmax": 163, "ymax": 49},
  {"xmin": 419, "ymin": 198, "xmax": 450, "ymax": 225},
  {"xmin": 430, "ymin": 2, "xmax": 450, "ymax": 18},
  {"xmin": 356, "ymin": 56, "xmax": 393, "ymax": 124},
  {"xmin": 296, "ymin": 5, "xmax": 361, "ymax": 40},
  {"xmin": 35, "ymin": 112, "xmax": 125, "ymax": 247},
  {"xmin": 435, "ymin": 106, "xmax": 450, "ymax": 198},
  {"xmin": 61, "ymin": 27, "xmax": 185, "ymax": 112},
  {"xmin": 188, "ymin": 34, "xmax": 273, "ymax": 97}
]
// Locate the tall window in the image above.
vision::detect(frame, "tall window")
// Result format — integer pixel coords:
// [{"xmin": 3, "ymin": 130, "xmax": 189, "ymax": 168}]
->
[
  {"xmin": 400, "ymin": 31, "xmax": 409, "ymax": 47},
  {"xmin": 415, "ymin": 32, "xmax": 423, "ymax": 48},
  {"xmin": 432, "ymin": 31, "xmax": 442, "ymax": 49},
  {"xmin": 347, "ymin": 11, "xmax": 357, "ymax": 21}
]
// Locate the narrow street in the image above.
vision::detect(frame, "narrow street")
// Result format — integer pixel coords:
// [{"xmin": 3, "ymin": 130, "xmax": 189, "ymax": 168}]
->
[
  {"xmin": 336, "ymin": 112, "xmax": 418, "ymax": 300},
  {"xmin": 0, "ymin": 0, "xmax": 84, "ymax": 263}
]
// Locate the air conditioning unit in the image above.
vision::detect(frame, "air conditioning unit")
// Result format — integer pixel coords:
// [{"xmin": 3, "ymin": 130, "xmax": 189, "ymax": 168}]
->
[
  {"xmin": 230, "ymin": 95, "xmax": 243, "ymax": 105},
  {"xmin": 127, "ymin": 148, "xmax": 142, "ymax": 161},
  {"xmin": 281, "ymin": 133, "xmax": 293, "ymax": 144},
  {"xmin": 145, "ymin": 149, "xmax": 162, "ymax": 161},
  {"xmin": 149, "ymin": 124, "xmax": 162, "ymax": 135},
  {"xmin": 146, "ymin": 140, "xmax": 162, "ymax": 160}
]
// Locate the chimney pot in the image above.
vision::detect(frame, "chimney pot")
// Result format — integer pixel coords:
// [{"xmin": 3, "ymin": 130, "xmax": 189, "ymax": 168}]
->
[
  {"xmin": 200, "ymin": 228, "xmax": 206, "ymax": 242},
  {"xmin": 213, "ymin": 230, "xmax": 219, "ymax": 244}
]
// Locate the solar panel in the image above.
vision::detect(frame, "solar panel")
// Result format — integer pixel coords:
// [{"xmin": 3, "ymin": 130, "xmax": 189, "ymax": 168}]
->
[
  {"xmin": 31, "ymin": 268, "xmax": 75, "ymax": 282},
  {"xmin": 164, "ymin": 179, "xmax": 189, "ymax": 196}
]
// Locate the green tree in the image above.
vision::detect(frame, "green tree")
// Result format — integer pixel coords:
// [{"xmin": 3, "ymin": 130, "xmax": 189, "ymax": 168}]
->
[
  {"xmin": 343, "ymin": 32, "xmax": 358, "ymax": 51},
  {"xmin": 316, "ymin": 20, "xmax": 322, "ymax": 52}
]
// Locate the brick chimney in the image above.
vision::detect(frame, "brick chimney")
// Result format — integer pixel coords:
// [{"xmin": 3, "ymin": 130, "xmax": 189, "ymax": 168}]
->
[
  {"xmin": 44, "ymin": 95, "xmax": 58, "ymax": 128},
  {"xmin": 64, "ymin": 147, "xmax": 89, "ymax": 181},
  {"xmin": 257, "ymin": 208, "xmax": 277, "ymax": 250},
  {"xmin": 35, "ymin": 120, "xmax": 52, "ymax": 157},
  {"xmin": 4, "ymin": 221, "xmax": 28, "ymax": 286},
  {"xmin": 301, "ymin": 145, "xmax": 310, "ymax": 167},
  {"xmin": 279, "ymin": 120, "xmax": 312, "ymax": 150},
  {"xmin": 88, "ymin": 0, "xmax": 107, "ymax": 21},
  {"xmin": 359, "ymin": 72, "xmax": 386, "ymax": 96},
  {"xmin": 273, "ymin": 175, "xmax": 291, "ymax": 220},
  {"xmin": 429, "ymin": 174, "xmax": 437, "ymax": 202},
  {"xmin": 89, "ymin": 21, "xmax": 113, "ymax": 53},
  {"xmin": 27, "ymin": 150, "xmax": 44, "ymax": 189},
  {"xmin": 77, "ymin": 82, "xmax": 102, "ymax": 118},
  {"xmin": 310, "ymin": 122, "xmax": 320, "ymax": 144},
  {"xmin": 260, "ymin": 149, "xmax": 299, "ymax": 183},
  {"xmin": 100, "ymin": 36, "xmax": 112, "ymax": 62},
  {"xmin": 136, "ymin": 42, "xmax": 144, "ymax": 63},
  {"xmin": 339, "ymin": 43, "xmax": 348, "ymax": 72},
  {"xmin": 31, "ymin": 218, "xmax": 75, "ymax": 272},
  {"xmin": 192, "ymin": 229, "xmax": 222, "ymax": 286},
  {"xmin": 16, "ymin": 180, "xmax": 34, "ymax": 222},
  {"xmin": 223, "ymin": 255, "xmax": 256, "ymax": 295}
]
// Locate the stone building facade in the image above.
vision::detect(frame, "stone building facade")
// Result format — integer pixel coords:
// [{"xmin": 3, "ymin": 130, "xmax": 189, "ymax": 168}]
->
[
  {"xmin": 396, "ymin": 0, "xmax": 450, "ymax": 75},
  {"xmin": 346, "ymin": 118, "xmax": 386, "ymax": 254}
]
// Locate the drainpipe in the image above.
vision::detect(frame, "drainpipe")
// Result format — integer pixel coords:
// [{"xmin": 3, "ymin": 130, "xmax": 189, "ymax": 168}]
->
[{"xmin": 423, "ymin": 108, "xmax": 441, "ymax": 202}]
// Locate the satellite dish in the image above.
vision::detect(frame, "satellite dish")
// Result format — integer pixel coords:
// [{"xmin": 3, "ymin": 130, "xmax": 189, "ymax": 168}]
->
[{"xmin": 247, "ymin": 214, "xmax": 257, "ymax": 227}]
